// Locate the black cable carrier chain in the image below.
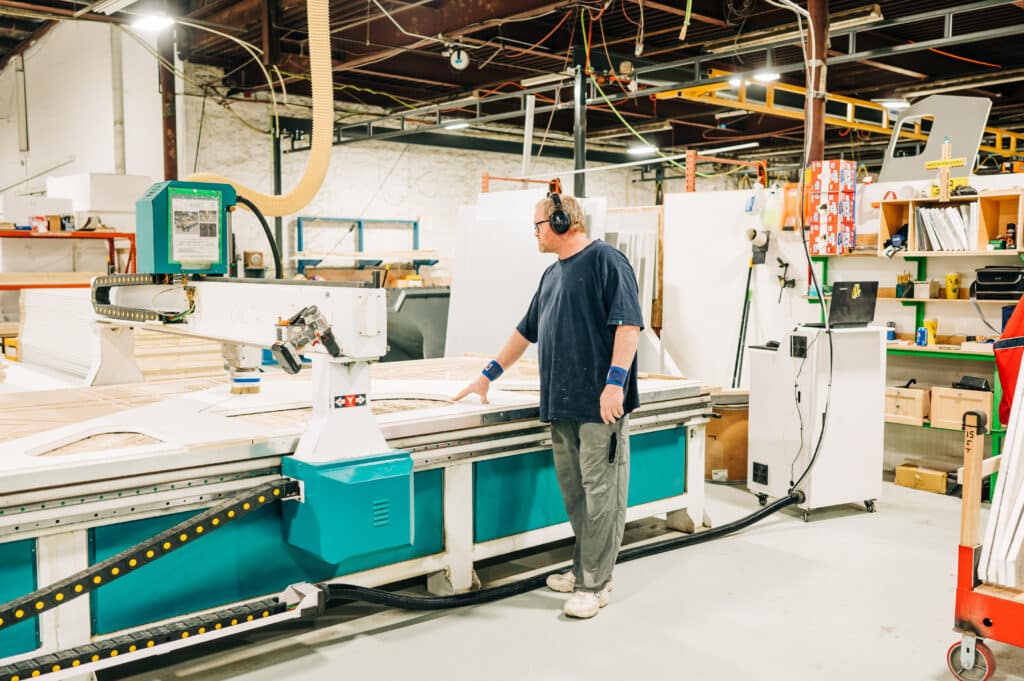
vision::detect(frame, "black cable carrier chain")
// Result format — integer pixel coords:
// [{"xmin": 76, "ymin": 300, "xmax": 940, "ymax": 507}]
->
[
  {"xmin": 0, "ymin": 597, "xmax": 287, "ymax": 681},
  {"xmin": 91, "ymin": 273, "xmax": 194, "ymax": 323},
  {"xmin": 0, "ymin": 479, "xmax": 298, "ymax": 637}
]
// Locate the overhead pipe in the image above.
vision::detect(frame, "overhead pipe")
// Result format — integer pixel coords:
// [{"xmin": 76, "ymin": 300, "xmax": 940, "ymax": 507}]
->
[{"xmin": 188, "ymin": 0, "xmax": 332, "ymax": 217}]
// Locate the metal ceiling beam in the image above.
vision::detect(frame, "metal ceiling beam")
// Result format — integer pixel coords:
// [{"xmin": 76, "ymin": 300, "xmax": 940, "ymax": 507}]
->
[
  {"xmin": 0, "ymin": 0, "xmax": 126, "ymax": 23},
  {"xmin": 621, "ymin": 0, "xmax": 728, "ymax": 27},
  {"xmin": 277, "ymin": 114, "xmax": 634, "ymax": 164}
]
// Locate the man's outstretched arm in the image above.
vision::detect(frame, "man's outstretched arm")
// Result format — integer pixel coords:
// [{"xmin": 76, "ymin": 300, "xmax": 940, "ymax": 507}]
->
[{"xmin": 454, "ymin": 330, "xmax": 532, "ymax": 404}]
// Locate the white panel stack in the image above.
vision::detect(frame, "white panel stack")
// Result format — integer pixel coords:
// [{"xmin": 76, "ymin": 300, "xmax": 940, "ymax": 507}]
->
[
  {"xmin": 980, "ymin": 359, "xmax": 1024, "ymax": 587},
  {"xmin": 46, "ymin": 173, "xmax": 153, "ymax": 232},
  {"xmin": 0, "ymin": 196, "xmax": 73, "ymax": 227}
]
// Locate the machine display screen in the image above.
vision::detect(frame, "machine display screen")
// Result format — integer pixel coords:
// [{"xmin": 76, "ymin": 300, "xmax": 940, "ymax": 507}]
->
[{"xmin": 168, "ymin": 187, "xmax": 222, "ymax": 265}]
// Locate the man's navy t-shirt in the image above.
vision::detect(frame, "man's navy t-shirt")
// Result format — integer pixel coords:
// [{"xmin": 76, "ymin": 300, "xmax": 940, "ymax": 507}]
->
[{"xmin": 516, "ymin": 240, "xmax": 645, "ymax": 424}]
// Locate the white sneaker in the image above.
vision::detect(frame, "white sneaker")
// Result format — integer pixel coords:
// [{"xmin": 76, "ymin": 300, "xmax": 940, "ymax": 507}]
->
[
  {"xmin": 546, "ymin": 571, "xmax": 575, "ymax": 593},
  {"xmin": 563, "ymin": 585, "xmax": 611, "ymax": 619}
]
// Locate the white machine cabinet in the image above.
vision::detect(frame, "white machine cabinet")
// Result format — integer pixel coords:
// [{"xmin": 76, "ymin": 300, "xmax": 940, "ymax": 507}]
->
[{"xmin": 747, "ymin": 325, "xmax": 885, "ymax": 518}]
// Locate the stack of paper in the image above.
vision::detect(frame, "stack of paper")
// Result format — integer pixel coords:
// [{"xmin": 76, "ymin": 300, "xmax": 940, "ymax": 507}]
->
[{"xmin": 915, "ymin": 203, "xmax": 979, "ymax": 252}]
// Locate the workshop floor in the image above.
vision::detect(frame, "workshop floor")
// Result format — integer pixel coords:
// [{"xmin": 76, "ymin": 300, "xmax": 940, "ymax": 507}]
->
[{"xmin": 110, "ymin": 482, "xmax": 1024, "ymax": 681}]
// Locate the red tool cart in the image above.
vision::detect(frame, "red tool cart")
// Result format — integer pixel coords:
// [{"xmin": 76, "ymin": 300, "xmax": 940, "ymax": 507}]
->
[{"xmin": 949, "ymin": 410, "xmax": 1018, "ymax": 681}]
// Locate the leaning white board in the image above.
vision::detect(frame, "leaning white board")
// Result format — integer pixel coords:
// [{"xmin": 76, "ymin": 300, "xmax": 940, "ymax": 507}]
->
[{"xmin": 444, "ymin": 190, "xmax": 606, "ymax": 360}]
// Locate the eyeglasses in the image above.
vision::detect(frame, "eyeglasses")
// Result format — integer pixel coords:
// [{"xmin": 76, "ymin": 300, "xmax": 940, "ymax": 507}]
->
[{"xmin": 533, "ymin": 219, "xmax": 550, "ymax": 234}]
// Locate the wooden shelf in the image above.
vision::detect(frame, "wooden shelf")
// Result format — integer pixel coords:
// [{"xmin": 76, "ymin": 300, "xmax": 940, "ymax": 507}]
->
[
  {"xmin": 878, "ymin": 192, "xmax": 1024, "ymax": 256},
  {"xmin": 886, "ymin": 418, "xmax": 1005, "ymax": 435},
  {"xmin": 887, "ymin": 343, "xmax": 994, "ymax": 358}
]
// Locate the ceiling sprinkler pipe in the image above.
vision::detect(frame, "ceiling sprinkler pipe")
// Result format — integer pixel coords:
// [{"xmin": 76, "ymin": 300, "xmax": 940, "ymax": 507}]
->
[{"xmin": 188, "ymin": 0, "xmax": 332, "ymax": 217}]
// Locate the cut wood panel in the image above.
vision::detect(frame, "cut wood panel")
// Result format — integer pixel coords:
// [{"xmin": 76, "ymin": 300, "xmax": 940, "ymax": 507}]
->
[{"xmin": 0, "ymin": 272, "xmax": 102, "ymax": 287}]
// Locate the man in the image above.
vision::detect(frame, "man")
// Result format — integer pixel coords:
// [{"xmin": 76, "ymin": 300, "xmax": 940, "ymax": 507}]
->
[{"xmin": 455, "ymin": 193, "xmax": 643, "ymax": 619}]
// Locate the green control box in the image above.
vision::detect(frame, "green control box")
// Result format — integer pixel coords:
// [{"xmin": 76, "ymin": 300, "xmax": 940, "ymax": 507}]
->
[{"xmin": 136, "ymin": 181, "xmax": 236, "ymax": 275}]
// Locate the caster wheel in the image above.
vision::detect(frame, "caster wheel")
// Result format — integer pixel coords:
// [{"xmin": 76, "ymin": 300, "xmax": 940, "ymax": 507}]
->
[
  {"xmin": 865, "ymin": 500, "xmax": 877, "ymax": 513},
  {"xmin": 947, "ymin": 640, "xmax": 995, "ymax": 681},
  {"xmin": 801, "ymin": 510, "xmax": 810, "ymax": 522},
  {"xmin": 757, "ymin": 494, "xmax": 768, "ymax": 507}
]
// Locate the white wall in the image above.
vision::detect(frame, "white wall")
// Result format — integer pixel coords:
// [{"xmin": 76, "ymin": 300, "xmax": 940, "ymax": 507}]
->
[{"xmin": 0, "ymin": 23, "xmax": 161, "ymax": 196}]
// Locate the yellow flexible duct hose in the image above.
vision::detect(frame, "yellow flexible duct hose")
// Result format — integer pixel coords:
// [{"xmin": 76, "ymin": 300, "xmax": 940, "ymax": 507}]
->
[{"xmin": 188, "ymin": 0, "xmax": 332, "ymax": 216}]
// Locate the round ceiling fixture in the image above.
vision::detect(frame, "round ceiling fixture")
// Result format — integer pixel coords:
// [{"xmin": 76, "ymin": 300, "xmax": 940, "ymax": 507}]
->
[{"xmin": 449, "ymin": 48, "xmax": 470, "ymax": 71}]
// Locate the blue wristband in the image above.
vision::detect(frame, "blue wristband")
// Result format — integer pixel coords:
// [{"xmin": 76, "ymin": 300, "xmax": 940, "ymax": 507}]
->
[
  {"xmin": 482, "ymin": 360, "xmax": 504, "ymax": 382},
  {"xmin": 606, "ymin": 365, "xmax": 628, "ymax": 387}
]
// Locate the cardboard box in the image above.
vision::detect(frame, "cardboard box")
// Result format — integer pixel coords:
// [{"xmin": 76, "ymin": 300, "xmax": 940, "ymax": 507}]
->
[
  {"xmin": 705, "ymin": 405, "xmax": 748, "ymax": 482},
  {"xmin": 895, "ymin": 464, "xmax": 949, "ymax": 494},
  {"xmin": 809, "ymin": 159, "xmax": 857, "ymax": 194},
  {"xmin": 929, "ymin": 386, "xmax": 993, "ymax": 430},
  {"xmin": 885, "ymin": 386, "xmax": 931, "ymax": 426},
  {"xmin": 807, "ymin": 191, "xmax": 856, "ymax": 255}
]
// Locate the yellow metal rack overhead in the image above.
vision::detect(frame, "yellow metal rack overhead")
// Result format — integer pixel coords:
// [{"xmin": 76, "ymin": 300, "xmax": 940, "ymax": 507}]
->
[{"xmin": 655, "ymin": 69, "xmax": 1024, "ymax": 157}]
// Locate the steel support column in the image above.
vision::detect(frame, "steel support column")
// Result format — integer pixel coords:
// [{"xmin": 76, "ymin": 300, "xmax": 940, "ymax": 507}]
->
[
  {"xmin": 807, "ymin": 0, "xmax": 828, "ymax": 162},
  {"xmin": 272, "ymin": 125, "xmax": 283, "ymax": 262},
  {"xmin": 158, "ymin": 27, "xmax": 177, "ymax": 181},
  {"xmin": 573, "ymin": 66, "xmax": 586, "ymax": 198}
]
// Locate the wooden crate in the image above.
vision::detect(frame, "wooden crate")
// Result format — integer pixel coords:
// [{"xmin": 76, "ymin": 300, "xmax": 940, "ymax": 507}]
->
[
  {"xmin": 705, "ymin": 405, "xmax": 748, "ymax": 482},
  {"xmin": 930, "ymin": 386, "xmax": 993, "ymax": 430},
  {"xmin": 885, "ymin": 386, "xmax": 931, "ymax": 426},
  {"xmin": 895, "ymin": 464, "xmax": 949, "ymax": 494}
]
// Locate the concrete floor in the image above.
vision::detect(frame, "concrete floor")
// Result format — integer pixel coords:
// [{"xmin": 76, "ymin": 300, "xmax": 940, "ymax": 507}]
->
[{"xmin": 111, "ymin": 482, "xmax": 1024, "ymax": 681}]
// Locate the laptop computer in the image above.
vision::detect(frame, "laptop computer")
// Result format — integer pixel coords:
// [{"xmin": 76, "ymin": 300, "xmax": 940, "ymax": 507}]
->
[{"xmin": 806, "ymin": 280, "xmax": 879, "ymax": 328}]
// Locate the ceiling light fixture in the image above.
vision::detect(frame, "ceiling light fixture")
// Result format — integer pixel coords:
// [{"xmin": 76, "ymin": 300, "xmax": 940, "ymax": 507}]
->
[
  {"xmin": 873, "ymin": 98, "xmax": 911, "ymax": 111},
  {"xmin": 131, "ymin": 13, "xmax": 175, "ymax": 31},
  {"xmin": 444, "ymin": 121, "xmax": 471, "ymax": 130},
  {"xmin": 702, "ymin": 142, "xmax": 760, "ymax": 155},
  {"xmin": 627, "ymin": 144, "xmax": 658, "ymax": 156},
  {"xmin": 714, "ymin": 110, "xmax": 748, "ymax": 121}
]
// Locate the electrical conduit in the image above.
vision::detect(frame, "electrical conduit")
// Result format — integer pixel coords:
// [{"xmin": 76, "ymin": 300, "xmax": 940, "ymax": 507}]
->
[{"xmin": 188, "ymin": 0, "xmax": 332, "ymax": 217}]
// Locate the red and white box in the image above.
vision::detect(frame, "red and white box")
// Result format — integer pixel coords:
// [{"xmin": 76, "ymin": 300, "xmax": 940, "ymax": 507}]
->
[
  {"xmin": 807, "ymin": 191, "xmax": 856, "ymax": 255},
  {"xmin": 808, "ymin": 160, "xmax": 856, "ymax": 194}
]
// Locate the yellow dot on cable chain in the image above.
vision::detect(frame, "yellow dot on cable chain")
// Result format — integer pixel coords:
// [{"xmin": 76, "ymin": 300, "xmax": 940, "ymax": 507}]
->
[
  {"xmin": 14, "ymin": 609, "xmax": 24, "ymax": 618},
  {"xmin": 0, "ymin": 616, "xmax": 4, "ymax": 626},
  {"xmin": 273, "ymin": 488, "xmax": 281, "ymax": 496},
  {"xmin": 74, "ymin": 584, "xmax": 83, "ymax": 593},
  {"xmin": 258, "ymin": 496, "xmax": 266, "ymax": 503},
  {"xmin": 198, "ymin": 627, "xmax": 206, "ymax": 634},
  {"xmin": 34, "ymin": 601, "xmax": 43, "ymax": 610},
  {"xmin": 91, "ymin": 655, "xmax": 100, "ymax": 663},
  {"xmin": 72, "ymin": 660, "xmax": 81, "ymax": 667},
  {"xmin": 196, "ymin": 526, "xmax": 204, "ymax": 534},
  {"xmin": 51, "ymin": 667, "xmax": 60, "ymax": 674},
  {"xmin": 231, "ymin": 618, "xmax": 238, "ymax": 626},
  {"xmin": 212, "ymin": 518, "xmax": 220, "ymax": 526},
  {"xmin": 30, "ymin": 672, "xmax": 39, "ymax": 678},
  {"xmin": 147, "ymin": 640, "xmax": 155, "ymax": 648},
  {"xmin": 214, "ymin": 623, "xmax": 222, "ymax": 630},
  {"xmin": 163, "ymin": 542, "xmax": 172, "ymax": 550},
  {"xmin": 262, "ymin": 611, "xmax": 269, "ymax": 618},
  {"xmin": 181, "ymin": 631, "xmax": 189, "ymax": 639},
  {"xmin": 129, "ymin": 559, "xmax": 138, "ymax": 567},
  {"xmin": 111, "ymin": 567, "xmax": 120, "ymax": 576},
  {"xmin": 110, "ymin": 650, "xmax": 118, "ymax": 657},
  {"xmin": 129, "ymin": 645, "xmax": 137, "ymax": 652},
  {"xmin": 11, "ymin": 675, "xmax": 19, "ymax": 681},
  {"xmin": 55, "ymin": 593, "xmax": 64, "ymax": 602},
  {"xmin": 246, "ymin": 615, "xmax": 254, "ymax": 622},
  {"xmin": 93, "ymin": 576, "xmax": 102, "ymax": 584},
  {"xmin": 146, "ymin": 550, "xmax": 155, "ymax": 558},
  {"xmin": 179, "ymin": 533, "xmax": 188, "ymax": 542},
  {"xmin": 228, "ymin": 510, "xmax": 235, "ymax": 518},
  {"xmin": 243, "ymin": 503, "xmax": 251, "ymax": 511}
]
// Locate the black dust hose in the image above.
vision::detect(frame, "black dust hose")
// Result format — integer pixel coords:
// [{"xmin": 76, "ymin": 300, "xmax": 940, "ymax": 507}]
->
[
  {"xmin": 326, "ymin": 491, "xmax": 803, "ymax": 610},
  {"xmin": 236, "ymin": 194, "xmax": 283, "ymax": 279}
]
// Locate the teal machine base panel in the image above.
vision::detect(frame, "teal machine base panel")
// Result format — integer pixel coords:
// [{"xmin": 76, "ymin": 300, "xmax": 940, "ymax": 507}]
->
[
  {"xmin": 87, "ymin": 468, "xmax": 441, "ymax": 637},
  {"xmin": 0, "ymin": 540, "xmax": 39, "ymax": 659},
  {"xmin": 473, "ymin": 427, "xmax": 686, "ymax": 542}
]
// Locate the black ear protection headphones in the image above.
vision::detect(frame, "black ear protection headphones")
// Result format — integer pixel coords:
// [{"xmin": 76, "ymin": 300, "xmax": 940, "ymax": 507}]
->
[{"xmin": 548, "ymin": 193, "xmax": 572, "ymax": 234}]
